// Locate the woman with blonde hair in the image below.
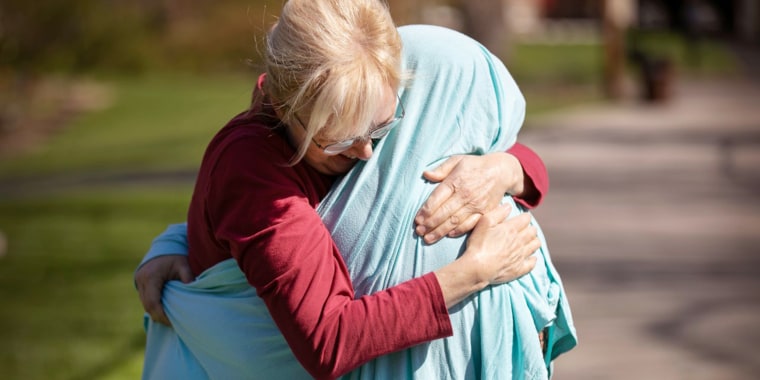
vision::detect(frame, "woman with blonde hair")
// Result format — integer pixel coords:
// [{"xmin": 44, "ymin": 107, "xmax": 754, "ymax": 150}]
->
[{"xmin": 136, "ymin": 0, "xmax": 575, "ymax": 379}]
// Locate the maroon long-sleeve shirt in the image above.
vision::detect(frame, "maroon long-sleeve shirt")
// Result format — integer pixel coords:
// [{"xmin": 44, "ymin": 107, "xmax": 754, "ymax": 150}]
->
[{"xmin": 187, "ymin": 98, "xmax": 548, "ymax": 379}]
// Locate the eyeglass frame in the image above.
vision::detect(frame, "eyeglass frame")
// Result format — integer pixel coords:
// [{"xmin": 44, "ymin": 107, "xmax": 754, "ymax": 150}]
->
[{"xmin": 292, "ymin": 94, "xmax": 405, "ymax": 155}]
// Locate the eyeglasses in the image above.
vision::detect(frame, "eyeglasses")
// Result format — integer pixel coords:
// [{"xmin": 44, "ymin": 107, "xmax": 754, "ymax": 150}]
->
[{"xmin": 293, "ymin": 95, "xmax": 405, "ymax": 155}]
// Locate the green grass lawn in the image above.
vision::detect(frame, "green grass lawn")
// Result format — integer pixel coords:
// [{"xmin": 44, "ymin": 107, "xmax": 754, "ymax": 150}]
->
[
  {"xmin": 0, "ymin": 72, "xmax": 254, "ymax": 178},
  {"xmin": 627, "ymin": 30, "xmax": 738, "ymax": 75},
  {"xmin": 0, "ymin": 188, "xmax": 191, "ymax": 380},
  {"xmin": 0, "ymin": 72, "xmax": 252, "ymax": 379},
  {"xmin": 507, "ymin": 33, "xmax": 737, "ymax": 117}
]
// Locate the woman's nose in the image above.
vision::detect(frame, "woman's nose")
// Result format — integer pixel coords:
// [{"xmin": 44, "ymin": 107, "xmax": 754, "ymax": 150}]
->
[{"xmin": 348, "ymin": 139, "xmax": 373, "ymax": 160}]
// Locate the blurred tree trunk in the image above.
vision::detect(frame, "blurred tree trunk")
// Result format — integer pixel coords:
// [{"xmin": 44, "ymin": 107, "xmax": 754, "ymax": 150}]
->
[
  {"xmin": 388, "ymin": 0, "xmax": 428, "ymax": 26},
  {"xmin": 453, "ymin": 0, "xmax": 512, "ymax": 60},
  {"xmin": 602, "ymin": 0, "xmax": 635, "ymax": 100},
  {"xmin": 161, "ymin": 0, "xmax": 191, "ymax": 22}
]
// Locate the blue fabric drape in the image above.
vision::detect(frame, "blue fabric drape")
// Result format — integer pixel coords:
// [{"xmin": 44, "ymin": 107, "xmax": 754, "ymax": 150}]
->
[
  {"xmin": 139, "ymin": 25, "xmax": 576, "ymax": 380},
  {"xmin": 320, "ymin": 25, "xmax": 575, "ymax": 380}
]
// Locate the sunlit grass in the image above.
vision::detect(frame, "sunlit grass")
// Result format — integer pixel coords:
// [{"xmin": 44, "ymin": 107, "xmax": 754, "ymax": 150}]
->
[
  {"xmin": 507, "ymin": 34, "xmax": 737, "ymax": 117},
  {"xmin": 511, "ymin": 43, "xmax": 604, "ymax": 87},
  {"xmin": 0, "ymin": 72, "xmax": 254, "ymax": 178},
  {"xmin": 0, "ymin": 72, "xmax": 251, "ymax": 379},
  {"xmin": 628, "ymin": 30, "xmax": 738, "ymax": 75}
]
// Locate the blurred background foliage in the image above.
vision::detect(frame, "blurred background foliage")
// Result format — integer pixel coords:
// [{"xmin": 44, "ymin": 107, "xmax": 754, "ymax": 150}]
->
[
  {"xmin": 0, "ymin": 0, "xmax": 739, "ymax": 76},
  {"xmin": 0, "ymin": 0, "xmax": 744, "ymax": 379},
  {"xmin": 0, "ymin": 0, "xmax": 271, "ymax": 75}
]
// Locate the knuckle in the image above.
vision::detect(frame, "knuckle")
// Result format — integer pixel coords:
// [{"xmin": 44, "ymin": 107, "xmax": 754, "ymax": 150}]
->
[
  {"xmin": 424, "ymin": 233, "xmax": 439, "ymax": 244},
  {"xmin": 482, "ymin": 212, "xmax": 498, "ymax": 225},
  {"xmin": 422, "ymin": 214, "xmax": 442, "ymax": 229},
  {"xmin": 441, "ymin": 200, "xmax": 457, "ymax": 215},
  {"xmin": 464, "ymin": 199, "xmax": 483, "ymax": 214},
  {"xmin": 446, "ymin": 181, "xmax": 459, "ymax": 193},
  {"xmin": 457, "ymin": 186, "xmax": 473, "ymax": 200}
]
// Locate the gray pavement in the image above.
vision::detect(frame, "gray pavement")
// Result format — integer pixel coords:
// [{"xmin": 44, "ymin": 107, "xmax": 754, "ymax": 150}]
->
[{"xmin": 522, "ymin": 78, "xmax": 760, "ymax": 379}]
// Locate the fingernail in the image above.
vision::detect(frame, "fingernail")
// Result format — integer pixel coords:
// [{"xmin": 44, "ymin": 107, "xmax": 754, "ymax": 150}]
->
[{"xmin": 416, "ymin": 226, "xmax": 426, "ymax": 235}]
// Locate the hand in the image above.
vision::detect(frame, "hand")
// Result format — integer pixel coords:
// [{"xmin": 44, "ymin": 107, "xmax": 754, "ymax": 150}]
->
[
  {"xmin": 135, "ymin": 254, "xmax": 193, "ymax": 326},
  {"xmin": 434, "ymin": 204, "xmax": 540, "ymax": 309},
  {"xmin": 415, "ymin": 152, "xmax": 525, "ymax": 244},
  {"xmin": 463, "ymin": 204, "xmax": 538, "ymax": 285}
]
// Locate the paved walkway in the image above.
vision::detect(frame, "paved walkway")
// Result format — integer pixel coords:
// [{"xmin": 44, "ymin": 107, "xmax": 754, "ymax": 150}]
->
[{"xmin": 522, "ymin": 76, "xmax": 760, "ymax": 379}]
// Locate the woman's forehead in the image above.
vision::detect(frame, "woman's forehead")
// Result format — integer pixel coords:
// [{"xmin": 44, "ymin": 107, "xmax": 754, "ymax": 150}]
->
[{"xmin": 317, "ymin": 89, "xmax": 396, "ymax": 139}]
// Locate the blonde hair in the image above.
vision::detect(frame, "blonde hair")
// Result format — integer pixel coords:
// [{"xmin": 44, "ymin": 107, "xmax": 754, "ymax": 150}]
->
[{"xmin": 263, "ymin": 0, "xmax": 402, "ymax": 161}]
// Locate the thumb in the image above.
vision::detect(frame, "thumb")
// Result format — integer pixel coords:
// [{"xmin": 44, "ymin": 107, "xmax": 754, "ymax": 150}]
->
[
  {"xmin": 177, "ymin": 263, "xmax": 194, "ymax": 284},
  {"xmin": 422, "ymin": 156, "xmax": 462, "ymax": 183}
]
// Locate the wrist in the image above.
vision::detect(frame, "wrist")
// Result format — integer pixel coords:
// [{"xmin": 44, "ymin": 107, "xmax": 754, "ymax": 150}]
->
[
  {"xmin": 434, "ymin": 255, "xmax": 490, "ymax": 309},
  {"xmin": 496, "ymin": 152, "xmax": 525, "ymax": 196}
]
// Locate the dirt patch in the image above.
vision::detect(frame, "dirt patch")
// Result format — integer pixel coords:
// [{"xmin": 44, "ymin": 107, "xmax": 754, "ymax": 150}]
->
[{"xmin": 0, "ymin": 76, "xmax": 114, "ymax": 158}]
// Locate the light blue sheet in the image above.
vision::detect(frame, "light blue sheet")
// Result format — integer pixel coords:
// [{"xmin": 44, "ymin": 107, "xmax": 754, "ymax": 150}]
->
[{"xmin": 139, "ymin": 25, "xmax": 576, "ymax": 380}]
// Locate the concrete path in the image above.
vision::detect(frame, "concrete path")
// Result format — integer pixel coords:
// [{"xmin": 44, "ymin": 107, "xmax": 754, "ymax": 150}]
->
[{"xmin": 522, "ymin": 77, "xmax": 760, "ymax": 379}]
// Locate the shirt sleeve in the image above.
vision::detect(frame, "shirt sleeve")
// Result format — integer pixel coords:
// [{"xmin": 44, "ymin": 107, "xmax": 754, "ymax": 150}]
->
[
  {"xmin": 206, "ymin": 139, "xmax": 453, "ymax": 379},
  {"xmin": 133, "ymin": 223, "xmax": 190, "ymax": 289},
  {"xmin": 135, "ymin": 223, "xmax": 189, "ymax": 271},
  {"xmin": 507, "ymin": 142, "xmax": 549, "ymax": 209}
]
